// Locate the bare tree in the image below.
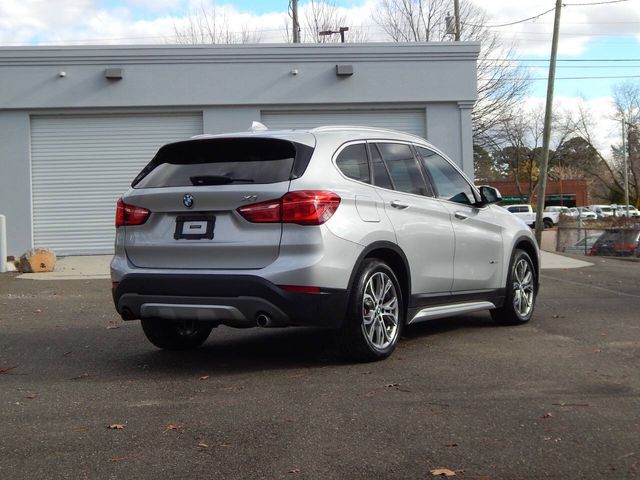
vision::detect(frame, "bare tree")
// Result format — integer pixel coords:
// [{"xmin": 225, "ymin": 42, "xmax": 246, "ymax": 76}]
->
[
  {"xmin": 374, "ymin": 0, "xmax": 530, "ymax": 147},
  {"xmin": 612, "ymin": 81, "xmax": 640, "ymax": 204},
  {"xmin": 302, "ymin": 0, "xmax": 368, "ymax": 43},
  {"xmin": 483, "ymin": 105, "xmax": 576, "ymax": 201},
  {"xmin": 173, "ymin": 2, "xmax": 262, "ymax": 45}
]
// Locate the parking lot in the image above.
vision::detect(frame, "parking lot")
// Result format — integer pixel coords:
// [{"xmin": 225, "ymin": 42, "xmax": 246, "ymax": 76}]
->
[{"xmin": 1, "ymin": 255, "xmax": 639, "ymax": 479}]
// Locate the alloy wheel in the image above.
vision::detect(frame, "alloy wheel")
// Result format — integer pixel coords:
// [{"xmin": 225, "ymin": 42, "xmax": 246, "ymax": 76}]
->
[{"xmin": 361, "ymin": 271, "xmax": 399, "ymax": 350}]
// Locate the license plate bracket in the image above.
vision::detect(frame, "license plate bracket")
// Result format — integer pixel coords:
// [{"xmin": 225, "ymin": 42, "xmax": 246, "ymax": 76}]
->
[{"xmin": 174, "ymin": 215, "xmax": 215, "ymax": 240}]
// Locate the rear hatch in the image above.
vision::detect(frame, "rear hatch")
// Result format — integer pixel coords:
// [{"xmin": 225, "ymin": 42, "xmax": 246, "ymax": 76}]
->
[{"xmin": 122, "ymin": 135, "xmax": 314, "ymax": 269}]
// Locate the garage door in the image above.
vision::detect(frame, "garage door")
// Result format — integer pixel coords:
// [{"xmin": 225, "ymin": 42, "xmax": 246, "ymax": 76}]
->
[
  {"xmin": 31, "ymin": 113, "xmax": 203, "ymax": 255},
  {"xmin": 261, "ymin": 109, "xmax": 426, "ymax": 138}
]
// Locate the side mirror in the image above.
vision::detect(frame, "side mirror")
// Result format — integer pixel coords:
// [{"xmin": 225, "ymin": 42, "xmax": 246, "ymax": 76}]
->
[{"xmin": 477, "ymin": 185, "xmax": 502, "ymax": 205}]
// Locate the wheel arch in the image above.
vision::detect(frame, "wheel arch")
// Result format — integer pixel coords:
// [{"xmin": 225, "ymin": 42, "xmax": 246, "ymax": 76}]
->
[
  {"xmin": 512, "ymin": 236, "xmax": 540, "ymax": 292},
  {"xmin": 347, "ymin": 241, "xmax": 412, "ymax": 320}
]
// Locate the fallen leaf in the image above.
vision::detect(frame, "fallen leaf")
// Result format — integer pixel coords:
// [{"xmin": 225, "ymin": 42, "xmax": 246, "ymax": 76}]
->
[
  {"xmin": 445, "ymin": 443, "xmax": 458, "ymax": 448},
  {"xmin": 288, "ymin": 468, "xmax": 300, "ymax": 474},
  {"xmin": 542, "ymin": 413, "xmax": 553, "ymax": 419},
  {"xmin": 110, "ymin": 456, "xmax": 127, "ymax": 462},
  {"xmin": 221, "ymin": 386, "xmax": 243, "ymax": 392},
  {"xmin": 33, "ymin": 308, "xmax": 42, "ymax": 314},
  {"xmin": 26, "ymin": 393, "xmax": 37, "ymax": 400},
  {"xmin": 63, "ymin": 351, "xmax": 72, "ymax": 356},
  {"xmin": 386, "ymin": 383, "xmax": 400, "ymax": 388},
  {"xmin": 430, "ymin": 468, "xmax": 456, "ymax": 477},
  {"xmin": 164, "ymin": 423, "xmax": 183, "ymax": 432},
  {"xmin": 0, "ymin": 365, "xmax": 18, "ymax": 374},
  {"xmin": 200, "ymin": 375, "xmax": 209, "ymax": 380},
  {"xmin": 106, "ymin": 325, "xmax": 120, "ymax": 330},
  {"xmin": 197, "ymin": 442, "xmax": 209, "ymax": 449},
  {"xmin": 108, "ymin": 424, "xmax": 126, "ymax": 430},
  {"xmin": 552, "ymin": 402, "xmax": 589, "ymax": 407},
  {"xmin": 71, "ymin": 373, "xmax": 89, "ymax": 380}
]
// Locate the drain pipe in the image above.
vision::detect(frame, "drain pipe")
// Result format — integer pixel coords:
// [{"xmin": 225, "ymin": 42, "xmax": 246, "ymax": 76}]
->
[{"xmin": 0, "ymin": 215, "xmax": 6, "ymax": 273}]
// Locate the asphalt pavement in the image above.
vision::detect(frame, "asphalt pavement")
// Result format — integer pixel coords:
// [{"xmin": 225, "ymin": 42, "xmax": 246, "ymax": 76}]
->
[{"xmin": 1, "ymin": 256, "xmax": 639, "ymax": 479}]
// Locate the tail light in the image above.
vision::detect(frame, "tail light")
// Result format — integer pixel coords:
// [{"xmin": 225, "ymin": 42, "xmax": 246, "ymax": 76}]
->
[
  {"xmin": 116, "ymin": 198, "xmax": 150, "ymax": 227},
  {"xmin": 237, "ymin": 190, "xmax": 341, "ymax": 225}
]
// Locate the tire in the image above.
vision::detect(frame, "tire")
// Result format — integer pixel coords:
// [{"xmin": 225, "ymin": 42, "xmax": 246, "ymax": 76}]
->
[
  {"xmin": 543, "ymin": 218, "xmax": 553, "ymax": 229},
  {"xmin": 141, "ymin": 319, "xmax": 213, "ymax": 350},
  {"xmin": 491, "ymin": 249, "xmax": 537, "ymax": 325},
  {"xmin": 337, "ymin": 259, "xmax": 404, "ymax": 362}
]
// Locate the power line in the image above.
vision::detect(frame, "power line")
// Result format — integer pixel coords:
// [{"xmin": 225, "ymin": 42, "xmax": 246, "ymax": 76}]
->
[
  {"xmin": 485, "ymin": 58, "xmax": 640, "ymax": 62},
  {"xmin": 564, "ymin": 0, "xmax": 632, "ymax": 5},
  {"xmin": 463, "ymin": 7, "xmax": 556, "ymax": 28},
  {"xmin": 482, "ymin": 75, "xmax": 640, "ymax": 80},
  {"xmin": 464, "ymin": 0, "xmax": 632, "ymax": 29}
]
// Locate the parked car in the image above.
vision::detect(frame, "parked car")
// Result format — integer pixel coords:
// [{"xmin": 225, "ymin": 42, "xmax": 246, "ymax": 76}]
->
[
  {"xmin": 504, "ymin": 204, "xmax": 556, "ymax": 229},
  {"xmin": 612, "ymin": 205, "xmax": 640, "ymax": 217},
  {"xmin": 563, "ymin": 234, "xmax": 602, "ymax": 256},
  {"xmin": 544, "ymin": 205, "xmax": 576, "ymax": 223},
  {"xmin": 577, "ymin": 207, "xmax": 598, "ymax": 221},
  {"xmin": 111, "ymin": 125, "xmax": 540, "ymax": 361},
  {"xmin": 589, "ymin": 204, "xmax": 615, "ymax": 219},
  {"xmin": 590, "ymin": 228, "xmax": 640, "ymax": 256}
]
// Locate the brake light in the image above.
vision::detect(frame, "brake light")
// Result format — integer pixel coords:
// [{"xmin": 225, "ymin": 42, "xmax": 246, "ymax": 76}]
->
[
  {"xmin": 237, "ymin": 190, "xmax": 341, "ymax": 225},
  {"xmin": 115, "ymin": 198, "xmax": 150, "ymax": 227}
]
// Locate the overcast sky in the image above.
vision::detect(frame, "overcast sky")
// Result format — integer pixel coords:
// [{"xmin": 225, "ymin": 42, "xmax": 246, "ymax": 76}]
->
[{"xmin": 1, "ymin": 0, "xmax": 639, "ymax": 153}]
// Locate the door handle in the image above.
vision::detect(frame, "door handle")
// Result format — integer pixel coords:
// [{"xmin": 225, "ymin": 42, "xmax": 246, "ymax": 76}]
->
[
  {"xmin": 454, "ymin": 211, "xmax": 468, "ymax": 220},
  {"xmin": 390, "ymin": 200, "xmax": 409, "ymax": 210}
]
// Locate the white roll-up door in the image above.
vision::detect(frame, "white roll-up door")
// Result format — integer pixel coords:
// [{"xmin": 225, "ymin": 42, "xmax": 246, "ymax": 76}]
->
[
  {"xmin": 31, "ymin": 113, "xmax": 203, "ymax": 255},
  {"xmin": 261, "ymin": 109, "xmax": 426, "ymax": 138}
]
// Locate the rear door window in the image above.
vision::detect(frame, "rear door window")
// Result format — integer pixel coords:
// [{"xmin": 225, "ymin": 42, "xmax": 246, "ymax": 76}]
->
[
  {"xmin": 375, "ymin": 142, "xmax": 432, "ymax": 197},
  {"xmin": 335, "ymin": 143, "xmax": 370, "ymax": 183},
  {"xmin": 133, "ymin": 138, "xmax": 300, "ymax": 188}
]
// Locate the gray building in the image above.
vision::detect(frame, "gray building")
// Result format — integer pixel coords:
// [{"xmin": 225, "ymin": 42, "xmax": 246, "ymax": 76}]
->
[{"xmin": 0, "ymin": 43, "xmax": 479, "ymax": 256}]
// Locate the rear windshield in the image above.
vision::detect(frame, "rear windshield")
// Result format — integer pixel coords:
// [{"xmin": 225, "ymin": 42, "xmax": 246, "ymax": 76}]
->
[{"xmin": 133, "ymin": 138, "xmax": 306, "ymax": 188}]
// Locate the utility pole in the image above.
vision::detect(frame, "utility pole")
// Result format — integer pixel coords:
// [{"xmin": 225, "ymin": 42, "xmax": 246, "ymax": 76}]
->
[
  {"xmin": 453, "ymin": 0, "xmax": 461, "ymax": 41},
  {"xmin": 622, "ymin": 119, "xmax": 630, "ymax": 217},
  {"xmin": 291, "ymin": 0, "xmax": 301, "ymax": 43},
  {"xmin": 534, "ymin": 0, "xmax": 562, "ymax": 246}
]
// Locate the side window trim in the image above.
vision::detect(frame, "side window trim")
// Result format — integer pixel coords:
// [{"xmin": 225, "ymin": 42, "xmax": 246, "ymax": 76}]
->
[
  {"xmin": 409, "ymin": 144, "xmax": 436, "ymax": 198},
  {"xmin": 365, "ymin": 142, "xmax": 397, "ymax": 191}
]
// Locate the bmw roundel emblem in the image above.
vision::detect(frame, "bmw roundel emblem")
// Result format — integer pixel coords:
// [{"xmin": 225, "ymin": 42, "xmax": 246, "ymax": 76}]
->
[{"xmin": 183, "ymin": 194, "xmax": 194, "ymax": 208}]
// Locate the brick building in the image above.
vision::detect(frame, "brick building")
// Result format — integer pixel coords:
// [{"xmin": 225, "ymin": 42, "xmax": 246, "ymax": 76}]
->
[{"xmin": 484, "ymin": 179, "xmax": 589, "ymax": 207}]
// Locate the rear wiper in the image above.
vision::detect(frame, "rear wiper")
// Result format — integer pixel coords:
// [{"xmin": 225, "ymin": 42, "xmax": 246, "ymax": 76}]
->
[{"xmin": 190, "ymin": 175, "xmax": 255, "ymax": 185}]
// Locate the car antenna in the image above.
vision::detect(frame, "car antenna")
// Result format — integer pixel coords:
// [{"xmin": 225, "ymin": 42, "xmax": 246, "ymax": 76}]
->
[{"xmin": 250, "ymin": 121, "xmax": 268, "ymax": 131}]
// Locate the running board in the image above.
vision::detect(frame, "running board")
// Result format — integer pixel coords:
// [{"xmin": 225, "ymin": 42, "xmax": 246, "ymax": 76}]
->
[{"xmin": 408, "ymin": 301, "xmax": 496, "ymax": 325}]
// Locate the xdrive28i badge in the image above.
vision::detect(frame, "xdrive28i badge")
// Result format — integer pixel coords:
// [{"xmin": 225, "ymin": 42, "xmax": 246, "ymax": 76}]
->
[{"xmin": 183, "ymin": 194, "xmax": 194, "ymax": 208}]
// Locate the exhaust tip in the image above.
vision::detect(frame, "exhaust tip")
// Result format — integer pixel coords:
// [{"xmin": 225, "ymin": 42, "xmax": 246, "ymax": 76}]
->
[
  {"xmin": 256, "ymin": 313, "xmax": 271, "ymax": 327},
  {"xmin": 120, "ymin": 307, "xmax": 134, "ymax": 321}
]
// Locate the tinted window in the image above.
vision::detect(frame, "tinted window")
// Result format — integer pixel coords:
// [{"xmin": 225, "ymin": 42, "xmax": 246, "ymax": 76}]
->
[
  {"xmin": 376, "ymin": 143, "xmax": 431, "ymax": 196},
  {"xmin": 369, "ymin": 144, "xmax": 394, "ymax": 190},
  {"xmin": 133, "ymin": 138, "xmax": 298, "ymax": 188},
  {"xmin": 335, "ymin": 143, "xmax": 370, "ymax": 183},
  {"xmin": 417, "ymin": 147, "xmax": 475, "ymax": 205}
]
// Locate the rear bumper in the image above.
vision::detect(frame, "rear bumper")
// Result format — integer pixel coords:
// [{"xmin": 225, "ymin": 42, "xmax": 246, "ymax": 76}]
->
[{"xmin": 112, "ymin": 274, "xmax": 348, "ymax": 329}]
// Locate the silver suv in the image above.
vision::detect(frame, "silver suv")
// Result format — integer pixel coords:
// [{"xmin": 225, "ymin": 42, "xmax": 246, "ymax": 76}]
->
[{"xmin": 111, "ymin": 126, "xmax": 539, "ymax": 361}]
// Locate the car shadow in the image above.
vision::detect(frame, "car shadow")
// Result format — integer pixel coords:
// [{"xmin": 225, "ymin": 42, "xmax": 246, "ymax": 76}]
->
[{"xmin": 107, "ymin": 312, "xmax": 500, "ymax": 377}]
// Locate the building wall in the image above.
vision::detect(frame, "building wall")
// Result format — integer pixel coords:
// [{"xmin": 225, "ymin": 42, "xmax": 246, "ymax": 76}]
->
[{"xmin": 0, "ymin": 43, "xmax": 479, "ymax": 256}]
